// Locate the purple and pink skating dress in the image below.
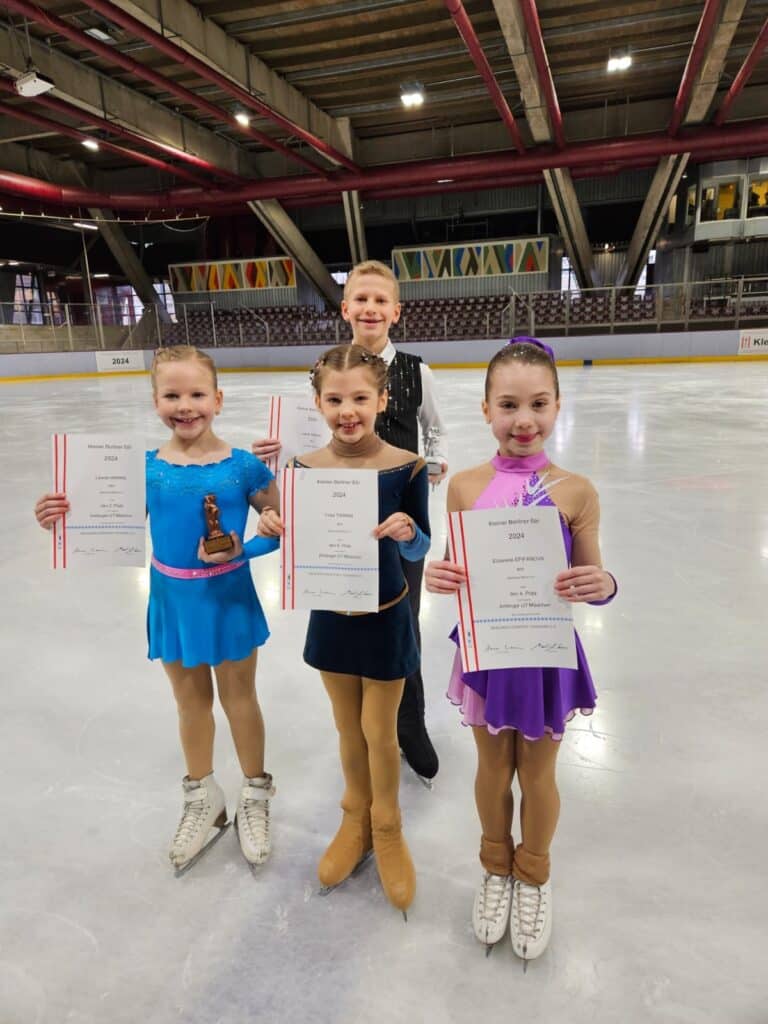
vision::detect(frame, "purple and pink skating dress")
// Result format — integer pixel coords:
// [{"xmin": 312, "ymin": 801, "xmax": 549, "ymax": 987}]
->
[{"xmin": 447, "ymin": 450, "xmax": 614, "ymax": 740}]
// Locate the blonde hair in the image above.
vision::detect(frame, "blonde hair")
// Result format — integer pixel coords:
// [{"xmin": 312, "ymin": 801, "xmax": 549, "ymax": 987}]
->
[
  {"xmin": 310, "ymin": 343, "xmax": 389, "ymax": 396},
  {"xmin": 150, "ymin": 345, "xmax": 218, "ymax": 391},
  {"xmin": 344, "ymin": 259, "xmax": 400, "ymax": 303}
]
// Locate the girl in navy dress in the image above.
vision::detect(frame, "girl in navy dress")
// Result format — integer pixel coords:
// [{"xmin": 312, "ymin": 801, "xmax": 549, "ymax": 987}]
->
[
  {"xmin": 425, "ymin": 338, "xmax": 617, "ymax": 961},
  {"xmin": 258, "ymin": 344, "xmax": 430, "ymax": 915},
  {"xmin": 34, "ymin": 346, "xmax": 280, "ymax": 875}
]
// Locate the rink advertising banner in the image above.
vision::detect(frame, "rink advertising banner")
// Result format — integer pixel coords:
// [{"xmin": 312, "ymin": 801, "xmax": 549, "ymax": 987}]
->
[
  {"xmin": 737, "ymin": 330, "xmax": 768, "ymax": 354},
  {"xmin": 95, "ymin": 351, "xmax": 145, "ymax": 373},
  {"xmin": 51, "ymin": 434, "xmax": 146, "ymax": 569},
  {"xmin": 279, "ymin": 466, "xmax": 379, "ymax": 612},
  {"xmin": 447, "ymin": 506, "xmax": 575, "ymax": 673}
]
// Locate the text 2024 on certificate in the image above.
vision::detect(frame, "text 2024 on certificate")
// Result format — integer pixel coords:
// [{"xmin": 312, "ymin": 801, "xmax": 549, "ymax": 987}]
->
[
  {"xmin": 280, "ymin": 466, "xmax": 379, "ymax": 612},
  {"xmin": 51, "ymin": 434, "xmax": 146, "ymax": 569},
  {"xmin": 448, "ymin": 506, "xmax": 576, "ymax": 672}
]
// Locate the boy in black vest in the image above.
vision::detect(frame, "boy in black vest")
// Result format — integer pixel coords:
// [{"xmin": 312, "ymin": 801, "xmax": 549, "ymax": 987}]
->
[
  {"xmin": 253, "ymin": 260, "xmax": 447, "ymax": 780},
  {"xmin": 340, "ymin": 260, "xmax": 447, "ymax": 781}
]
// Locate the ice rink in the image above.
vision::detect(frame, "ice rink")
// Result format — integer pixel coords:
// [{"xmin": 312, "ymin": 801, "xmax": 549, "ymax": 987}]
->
[{"xmin": 2, "ymin": 358, "xmax": 767, "ymax": 1024}]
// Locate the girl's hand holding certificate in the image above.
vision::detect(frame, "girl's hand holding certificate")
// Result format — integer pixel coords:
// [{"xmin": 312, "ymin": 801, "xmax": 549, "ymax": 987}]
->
[{"xmin": 554, "ymin": 565, "xmax": 616, "ymax": 603}]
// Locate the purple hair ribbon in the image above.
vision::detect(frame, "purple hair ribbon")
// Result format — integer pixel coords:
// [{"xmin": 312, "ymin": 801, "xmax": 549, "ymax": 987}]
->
[{"xmin": 507, "ymin": 336, "xmax": 556, "ymax": 363}]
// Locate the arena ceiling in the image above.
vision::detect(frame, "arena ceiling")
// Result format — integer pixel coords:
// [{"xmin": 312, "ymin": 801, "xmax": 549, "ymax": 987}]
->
[{"xmin": 1, "ymin": 0, "xmax": 767, "ymax": 292}]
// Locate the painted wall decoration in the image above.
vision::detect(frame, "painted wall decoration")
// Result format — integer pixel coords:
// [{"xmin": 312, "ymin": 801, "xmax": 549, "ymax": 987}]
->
[
  {"xmin": 393, "ymin": 237, "xmax": 549, "ymax": 281},
  {"xmin": 169, "ymin": 257, "xmax": 296, "ymax": 294}
]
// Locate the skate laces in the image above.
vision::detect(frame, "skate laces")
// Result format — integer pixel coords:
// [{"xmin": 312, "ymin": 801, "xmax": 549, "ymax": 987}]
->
[
  {"xmin": 171, "ymin": 789, "xmax": 209, "ymax": 849},
  {"xmin": 478, "ymin": 872, "xmax": 512, "ymax": 924},
  {"xmin": 239, "ymin": 781, "xmax": 273, "ymax": 845},
  {"xmin": 513, "ymin": 881, "xmax": 548, "ymax": 939}
]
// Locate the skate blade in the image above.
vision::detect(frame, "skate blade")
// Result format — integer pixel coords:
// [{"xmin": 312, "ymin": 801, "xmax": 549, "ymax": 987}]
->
[
  {"xmin": 399, "ymin": 754, "xmax": 434, "ymax": 790},
  {"xmin": 172, "ymin": 820, "xmax": 230, "ymax": 878},
  {"xmin": 317, "ymin": 849, "xmax": 374, "ymax": 895}
]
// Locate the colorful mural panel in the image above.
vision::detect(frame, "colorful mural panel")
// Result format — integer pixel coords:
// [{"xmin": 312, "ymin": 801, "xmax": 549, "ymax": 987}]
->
[
  {"xmin": 393, "ymin": 249, "xmax": 422, "ymax": 281},
  {"xmin": 168, "ymin": 256, "xmax": 296, "ymax": 293},
  {"xmin": 393, "ymin": 237, "xmax": 548, "ymax": 281}
]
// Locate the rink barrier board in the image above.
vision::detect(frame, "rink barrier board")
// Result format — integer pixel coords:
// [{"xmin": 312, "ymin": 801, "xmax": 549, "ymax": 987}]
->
[{"xmin": 2, "ymin": 353, "xmax": 768, "ymax": 384}]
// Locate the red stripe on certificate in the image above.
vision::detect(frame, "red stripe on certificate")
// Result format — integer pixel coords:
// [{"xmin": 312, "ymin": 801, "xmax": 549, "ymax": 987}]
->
[
  {"xmin": 448, "ymin": 511, "xmax": 471, "ymax": 674},
  {"xmin": 458, "ymin": 511, "xmax": 479, "ymax": 672},
  {"xmin": 290, "ymin": 465, "xmax": 296, "ymax": 610},
  {"xmin": 267, "ymin": 398, "xmax": 275, "ymax": 474},
  {"xmin": 280, "ymin": 467, "xmax": 287, "ymax": 609},
  {"xmin": 62, "ymin": 434, "xmax": 67, "ymax": 569},
  {"xmin": 52, "ymin": 434, "xmax": 59, "ymax": 569}
]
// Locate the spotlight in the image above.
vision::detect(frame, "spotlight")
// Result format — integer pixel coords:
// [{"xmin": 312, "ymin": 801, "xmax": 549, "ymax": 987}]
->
[
  {"xmin": 234, "ymin": 110, "xmax": 250, "ymax": 127},
  {"xmin": 607, "ymin": 54, "xmax": 632, "ymax": 73},
  {"xmin": 13, "ymin": 68, "xmax": 55, "ymax": 97},
  {"xmin": 400, "ymin": 82, "xmax": 425, "ymax": 108},
  {"xmin": 81, "ymin": 139, "xmax": 100, "ymax": 151}
]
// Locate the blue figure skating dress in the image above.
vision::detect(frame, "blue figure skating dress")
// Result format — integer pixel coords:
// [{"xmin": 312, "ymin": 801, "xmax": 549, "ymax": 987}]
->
[{"xmin": 146, "ymin": 448, "xmax": 275, "ymax": 668}]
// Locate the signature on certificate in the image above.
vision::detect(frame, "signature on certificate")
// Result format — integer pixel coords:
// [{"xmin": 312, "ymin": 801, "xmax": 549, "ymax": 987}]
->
[
  {"xmin": 530, "ymin": 641, "xmax": 569, "ymax": 652},
  {"xmin": 484, "ymin": 642, "xmax": 523, "ymax": 653}
]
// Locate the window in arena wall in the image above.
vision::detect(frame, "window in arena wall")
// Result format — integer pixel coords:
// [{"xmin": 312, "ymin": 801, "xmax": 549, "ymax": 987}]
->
[
  {"xmin": 13, "ymin": 272, "xmax": 43, "ymax": 325},
  {"xmin": 700, "ymin": 180, "xmax": 741, "ymax": 222},
  {"xmin": 685, "ymin": 184, "xmax": 697, "ymax": 226},
  {"xmin": 560, "ymin": 256, "xmax": 580, "ymax": 295},
  {"xmin": 747, "ymin": 178, "xmax": 768, "ymax": 218}
]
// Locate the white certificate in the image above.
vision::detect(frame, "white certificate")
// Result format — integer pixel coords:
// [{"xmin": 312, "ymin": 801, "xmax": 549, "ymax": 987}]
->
[
  {"xmin": 51, "ymin": 434, "xmax": 146, "ymax": 569},
  {"xmin": 264, "ymin": 395, "xmax": 331, "ymax": 474},
  {"xmin": 448, "ymin": 506, "xmax": 576, "ymax": 672},
  {"xmin": 280, "ymin": 466, "xmax": 379, "ymax": 612}
]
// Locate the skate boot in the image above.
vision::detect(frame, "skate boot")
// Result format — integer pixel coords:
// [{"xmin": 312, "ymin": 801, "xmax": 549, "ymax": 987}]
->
[
  {"xmin": 371, "ymin": 810, "xmax": 416, "ymax": 917},
  {"xmin": 234, "ymin": 773, "xmax": 275, "ymax": 869},
  {"xmin": 472, "ymin": 871, "xmax": 512, "ymax": 953},
  {"xmin": 169, "ymin": 773, "xmax": 229, "ymax": 876},
  {"xmin": 398, "ymin": 672, "xmax": 438, "ymax": 784},
  {"xmin": 510, "ymin": 879, "xmax": 553, "ymax": 963},
  {"xmin": 318, "ymin": 809, "xmax": 373, "ymax": 892}
]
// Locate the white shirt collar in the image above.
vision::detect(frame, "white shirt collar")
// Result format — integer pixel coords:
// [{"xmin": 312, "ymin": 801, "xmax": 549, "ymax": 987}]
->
[{"xmin": 378, "ymin": 339, "xmax": 396, "ymax": 366}]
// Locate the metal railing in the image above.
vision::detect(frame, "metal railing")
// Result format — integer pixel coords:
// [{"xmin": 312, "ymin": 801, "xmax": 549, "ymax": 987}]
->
[{"xmin": 2, "ymin": 276, "xmax": 768, "ymax": 354}]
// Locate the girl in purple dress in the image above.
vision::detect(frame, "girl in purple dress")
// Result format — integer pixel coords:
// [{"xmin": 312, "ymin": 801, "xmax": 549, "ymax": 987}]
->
[{"xmin": 425, "ymin": 338, "xmax": 617, "ymax": 962}]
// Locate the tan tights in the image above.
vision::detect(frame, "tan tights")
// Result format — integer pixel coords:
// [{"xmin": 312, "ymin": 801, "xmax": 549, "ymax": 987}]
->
[
  {"xmin": 472, "ymin": 726, "xmax": 561, "ymax": 886},
  {"xmin": 320, "ymin": 672, "xmax": 405, "ymax": 826},
  {"xmin": 163, "ymin": 651, "xmax": 265, "ymax": 780}
]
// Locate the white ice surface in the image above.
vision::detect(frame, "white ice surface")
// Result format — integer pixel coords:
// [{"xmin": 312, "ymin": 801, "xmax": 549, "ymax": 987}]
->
[{"xmin": 1, "ymin": 361, "xmax": 767, "ymax": 1024}]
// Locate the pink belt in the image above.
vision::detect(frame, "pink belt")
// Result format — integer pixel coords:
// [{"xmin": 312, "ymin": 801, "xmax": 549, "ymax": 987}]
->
[{"xmin": 151, "ymin": 555, "xmax": 246, "ymax": 579}]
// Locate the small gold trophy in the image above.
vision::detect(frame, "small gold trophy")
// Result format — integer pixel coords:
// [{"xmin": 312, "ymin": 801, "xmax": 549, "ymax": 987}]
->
[{"xmin": 202, "ymin": 493, "xmax": 234, "ymax": 554}]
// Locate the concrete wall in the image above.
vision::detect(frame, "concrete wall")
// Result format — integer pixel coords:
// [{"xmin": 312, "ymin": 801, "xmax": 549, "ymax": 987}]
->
[{"xmin": 2, "ymin": 329, "xmax": 763, "ymax": 380}]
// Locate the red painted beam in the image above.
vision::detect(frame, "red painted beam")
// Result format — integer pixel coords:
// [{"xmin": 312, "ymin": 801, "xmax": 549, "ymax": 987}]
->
[
  {"xmin": 0, "ymin": 77, "xmax": 244, "ymax": 185},
  {"xmin": 84, "ymin": 0, "xmax": 358, "ymax": 173},
  {"xmin": 2, "ymin": 0, "xmax": 328, "ymax": 176},
  {"xmin": 669, "ymin": 0, "xmax": 722, "ymax": 135},
  {"xmin": 0, "ymin": 98, "xmax": 213, "ymax": 187},
  {"xmin": 518, "ymin": 0, "xmax": 564, "ymax": 148},
  {"xmin": 714, "ymin": 16, "xmax": 768, "ymax": 125},
  {"xmin": 2, "ymin": 120, "xmax": 768, "ymax": 210},
  {"xmin": 443, "ymin": 0, "xmax": 525, "ymax": 153}
]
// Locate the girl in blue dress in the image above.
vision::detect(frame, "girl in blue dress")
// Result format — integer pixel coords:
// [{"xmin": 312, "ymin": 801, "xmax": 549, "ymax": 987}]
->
[
  {"xmin": 34, "ymin": 346, "xmax": 280, "ymax": 875},
  {"xmin": 258, "ymin": 344, "xmax": 431, "ymax": 915}
]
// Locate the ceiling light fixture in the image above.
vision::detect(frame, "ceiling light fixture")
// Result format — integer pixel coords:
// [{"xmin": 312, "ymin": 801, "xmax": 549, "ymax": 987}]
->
[
  {"xmin": 607, "ymin": 54, "xmax": 632, "ymax": 73},
  {"xmin": 400, "ymin": 82, "xmax": 425, "ymax": 108},
  {"xmin": 85, "ymin": 25, "xmax": 116, "ymax": 44},
  {"xmin": 74, "ymin": 221, "xmax": 99, "ymax": 231},
  {"xmin": 81, "ymin": 139, "xmax": 100, "ymax": 151},
  {"xmin": 234, "ymin": 110, "xmax": 251, "ymax": 127}
]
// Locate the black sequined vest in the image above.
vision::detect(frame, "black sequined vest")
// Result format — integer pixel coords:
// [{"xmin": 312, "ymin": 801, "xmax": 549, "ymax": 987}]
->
[{"xmin": 376, "ymin": 350, "xmax": 423, "ymax": 454}]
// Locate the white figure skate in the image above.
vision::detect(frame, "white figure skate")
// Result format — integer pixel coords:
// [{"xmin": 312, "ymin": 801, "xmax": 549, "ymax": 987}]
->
[
  {"xmin": 234, "ymin": 773, "xmax": 275, "ymax": 872},
  {"xmin": 169, "ymin": 773, "xmax": 229, "ymax": 877}
]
